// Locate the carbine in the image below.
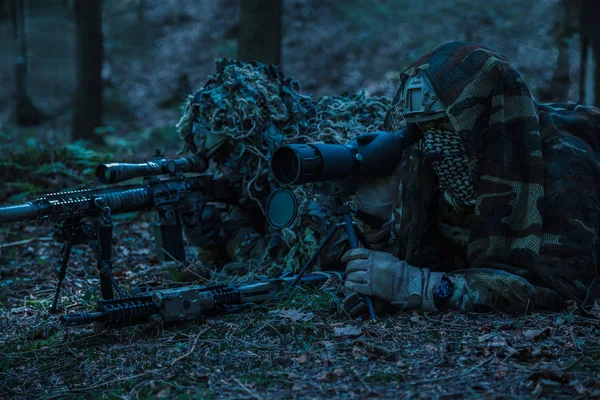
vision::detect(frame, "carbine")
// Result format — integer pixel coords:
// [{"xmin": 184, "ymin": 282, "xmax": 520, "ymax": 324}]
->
[{"xmin": 60, "ymin": 271, "xmax": 342, "ymax": 328}]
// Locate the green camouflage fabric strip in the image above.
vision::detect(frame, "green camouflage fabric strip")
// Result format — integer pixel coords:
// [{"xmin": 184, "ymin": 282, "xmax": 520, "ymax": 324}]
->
[{"xmin": 386, "ymin": 41, "xmax": 600, "ymax": 307}]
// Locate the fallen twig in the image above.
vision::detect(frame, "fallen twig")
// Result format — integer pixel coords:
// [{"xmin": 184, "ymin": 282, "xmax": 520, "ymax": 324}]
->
[
  {"xmin": 0, "ymin": 236, "xmax": 52, "ymax": 248},
  {"xmin": 170, "ymin": 327, "xmax": 207, "ymax": 366},
  {"xmin": 233, "ymin": 378, "xmax": 262, "ymax": 400},
  {"xmin": 406, "ymin": 355, "xmax": 495, "ymax": 386}
]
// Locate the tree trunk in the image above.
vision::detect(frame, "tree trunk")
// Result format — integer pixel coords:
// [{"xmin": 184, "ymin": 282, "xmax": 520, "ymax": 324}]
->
[
  {"xmin": 237, "ymin": 0, "xmax": 283, "ymax": 65},
  {"xmin": 72, "ymin": 0, "xmax": 104, "ymax": 143},
  {"xmin": 537, "ymin": 0, "xmax": 577, "ymax": 102},
  {"xmin": 136, "ymin": 0, "xmax": 150, "ymax": 47},
  {"xmin": 1, "ymin": 0, "xmax": 9, "ymax": 20},
  {"xmin": 580, "ymin": 0, "xmax": 600, "ymax": 106},
  {"xmin": 579, "ymin": 31, "xmax": 588, "ymax": 103},
  {"xmin": 11, "ymin": 0, "xmax": 45, "ymax": 125}
]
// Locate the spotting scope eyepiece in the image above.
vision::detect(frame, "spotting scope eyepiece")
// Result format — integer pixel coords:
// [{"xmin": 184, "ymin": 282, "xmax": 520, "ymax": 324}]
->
[
  {"xmin": 96, "ymin": 153, "xmax": 209, "ymax": 184},
  {"xmin": 270, "ymin": 124, "xmax": 422, "ymax": 185}
]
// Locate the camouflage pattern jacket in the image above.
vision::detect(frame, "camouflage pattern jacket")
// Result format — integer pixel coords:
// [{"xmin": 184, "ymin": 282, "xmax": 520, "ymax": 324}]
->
[{"xmin": 361, "ymin": 41, "xmax": 600, "ymax": 312}]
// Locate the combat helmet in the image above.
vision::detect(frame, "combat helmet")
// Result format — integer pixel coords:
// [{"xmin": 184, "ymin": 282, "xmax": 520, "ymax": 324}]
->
[{"xmin": 402, "ymin": 72, "xmax": 446, "ymax": 123}]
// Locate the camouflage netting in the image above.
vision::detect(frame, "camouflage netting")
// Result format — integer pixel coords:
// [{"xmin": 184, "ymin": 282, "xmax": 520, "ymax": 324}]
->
[
  {"xmin": 176, "ymin": 59, "xmax": 390, "ymax": 274},
  {"xmin": 313, "ymin": 91, "xmax": 391, "ymax": 143}
]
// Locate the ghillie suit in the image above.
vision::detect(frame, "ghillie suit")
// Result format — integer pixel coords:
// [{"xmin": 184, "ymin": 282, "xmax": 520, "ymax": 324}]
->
[
  {"xmin": 176, "ymin": 59, "xmax": 390, "ymax": 276},
  {"xmin": 313, "ymin": 92, "xmax": 391, "ymax": 144},
  {"xmin": 382, "ymin": 41, "xmax": 600, "ymax": 311}
]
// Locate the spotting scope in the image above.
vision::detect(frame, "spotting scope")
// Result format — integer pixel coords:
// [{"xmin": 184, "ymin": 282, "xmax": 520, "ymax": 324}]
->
[
  {"xmin": 96, "ymin": 150, "xmax": 208, "ymax": 184},
  {"xmin": 270, "ymin": 124, "xmax": 422, "ymax": 185}
]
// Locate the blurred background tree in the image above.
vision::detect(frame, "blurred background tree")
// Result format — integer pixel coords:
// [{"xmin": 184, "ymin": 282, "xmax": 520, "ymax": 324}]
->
[
  {"xmin": 72, "ymin": 0, "xmax": 104, "ymax": 144},
  {"xmin": 0, "ymin": 0, "xmax": 8, "ymax": 19},
  {"xmin": 0, "ymin": 0, "xmax": 598, "ymax": 157},
  {"xmin": 11, "ymin": 0, "xmax": 46, "ymax": 125},
  {"xmin": 238, "ymin": 0, "xmax": 283, "ymax": 65},
  {"xmin": 537, "ymin": 0, "xmax": 577, "ymax": 102},
  {"xmin": 579, "ymin": 0, "xmax": 600, "ymax": 106}
]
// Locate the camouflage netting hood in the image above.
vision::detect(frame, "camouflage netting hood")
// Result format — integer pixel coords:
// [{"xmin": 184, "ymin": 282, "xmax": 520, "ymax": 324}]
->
[
  {"xmin": 177, "ymin": 59, "xmax": 315, "ymax": 208},
  {"xmin": 177, "ymin": 59, "xmax": 390, "ymax": 273},
  {"xmin": 177, "ymin": 59, "xmax": 390, "ymax": 204},
  {"xmin": 387, "ymin": 41, "xmax": 600, "ymax": 305}
]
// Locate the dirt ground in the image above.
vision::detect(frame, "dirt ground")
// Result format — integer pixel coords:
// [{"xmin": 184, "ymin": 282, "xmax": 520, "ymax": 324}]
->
[{"xmin": 1, "ymin": 216, "xmax": 599, "ymax": 399}]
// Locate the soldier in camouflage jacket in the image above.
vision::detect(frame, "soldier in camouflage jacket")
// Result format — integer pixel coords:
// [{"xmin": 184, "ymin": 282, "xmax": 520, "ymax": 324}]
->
[{"xmin": 342, "ymin": 42, "xmax": 600, "ymax": 315}]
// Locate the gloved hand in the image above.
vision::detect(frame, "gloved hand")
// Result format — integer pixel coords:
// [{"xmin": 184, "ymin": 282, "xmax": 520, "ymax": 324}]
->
[
  {"xmin": 341, "ymin": 291, "xmax": 388, "ymax": 318},
  {"xmin": 342, "ymin": 248, "xmax": 447, "ymax": 311}
]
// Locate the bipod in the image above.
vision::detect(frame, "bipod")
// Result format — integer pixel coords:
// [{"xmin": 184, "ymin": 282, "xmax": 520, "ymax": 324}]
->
[
  {"xmin": 50, "ymin": 197, "xmax": 124, "ymax": 313},
  {"xmin": 289, "ymin": 178, "xmax": 376, "ymax": 320}
]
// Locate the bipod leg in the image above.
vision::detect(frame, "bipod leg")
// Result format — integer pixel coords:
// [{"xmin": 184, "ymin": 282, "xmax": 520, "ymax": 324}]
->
[
  {"xmin": 342, "ymin": 212, "xmax": 376, "ymax": 320},
  {"xmin": 96, "ymin": 220, "xmax": 124, "ymax": 299},
  {"xmin": 290, "ymin": 218, "xmax": 344, "ymax": 288},
  {"xmin": 93, "ymin": 197, "xmax": 123, "ymax": 300},
  {"xmin": 50, "ymin": 240, "xmax": 73, "ymax": 314}
]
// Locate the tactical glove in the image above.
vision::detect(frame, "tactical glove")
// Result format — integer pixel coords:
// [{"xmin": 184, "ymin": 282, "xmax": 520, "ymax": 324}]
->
[{"xmin": 342, "ymin": 248, "xmax": 447, "ymax": 311}]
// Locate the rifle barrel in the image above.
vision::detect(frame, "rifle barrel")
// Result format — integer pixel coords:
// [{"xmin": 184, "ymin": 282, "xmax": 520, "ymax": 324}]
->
[
  {"xmin": 0, "ymin": 186, "xmax": 151, "ymax": 225},
  {"xmin": 60, "ymin": 311, "xmax": 106, "ymax": 327},
  {"xmin": 0, "ymin": 203, "xmax": 39, "ymax": 224}
]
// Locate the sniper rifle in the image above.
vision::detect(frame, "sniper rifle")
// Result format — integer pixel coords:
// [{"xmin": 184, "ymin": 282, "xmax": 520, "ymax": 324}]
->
[{"xmin": 0, "ymin": 150, "xmax": 239, "ymax": 314}]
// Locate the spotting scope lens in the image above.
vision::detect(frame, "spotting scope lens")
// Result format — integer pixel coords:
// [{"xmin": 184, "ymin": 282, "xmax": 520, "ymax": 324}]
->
[{"xmin": 271, "ymin": 146, "xmax": 302, "ymax": 185}]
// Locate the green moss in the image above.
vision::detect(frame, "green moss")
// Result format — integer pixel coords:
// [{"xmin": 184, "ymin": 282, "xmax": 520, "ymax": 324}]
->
[
  {"xmin": 26, "ymin": 331, "xmax": 64, "ymax": 350},
  {"xmin": 28, "ymin": 298, "xmax": 52, "ymax": 312}
]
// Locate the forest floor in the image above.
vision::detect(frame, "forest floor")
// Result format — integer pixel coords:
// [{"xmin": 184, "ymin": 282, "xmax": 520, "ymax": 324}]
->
[{"xmin": 1, "ymin": 216, "xmax": 599, "ymax": 399}]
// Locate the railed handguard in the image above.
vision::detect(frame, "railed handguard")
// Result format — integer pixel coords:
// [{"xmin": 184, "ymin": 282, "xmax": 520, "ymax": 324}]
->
[
  {"xmin": 60, "ymin": 294, "xmax": 158, "ymax": 327},
  {"xmin": 0, "ymin": 186, "xmax": 149, "ymax": 224}
]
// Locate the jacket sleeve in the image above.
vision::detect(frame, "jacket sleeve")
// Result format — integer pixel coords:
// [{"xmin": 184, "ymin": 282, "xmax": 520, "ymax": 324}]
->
[
  {"xmin": 182, "ymin": 203, "xmax": 226, "ymax": 265},
  {"xmin": 221, "ymin": 206, "xmax": 270, "ymax": 263},
  {"xmin": 185, "ymin": 204, "xmax": 273, "ymax": 266}
]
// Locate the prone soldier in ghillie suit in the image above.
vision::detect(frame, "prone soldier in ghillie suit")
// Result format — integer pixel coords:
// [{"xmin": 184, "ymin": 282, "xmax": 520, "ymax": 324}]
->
[
  {"xmin": 342, "ymin": 41, "xmax": 600, "ymax": 316},
  {"xmin": 176, "ymin": 59, "xmax": 390, "ymax": 276}
]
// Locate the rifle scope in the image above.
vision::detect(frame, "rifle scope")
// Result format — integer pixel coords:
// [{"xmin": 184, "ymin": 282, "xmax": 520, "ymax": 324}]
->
[
  {"xmin": 96, "ymin": 152, "xmax": 208, "ymax": 184},
  {"xmin": 270, "ymin": 124, "xmax": 422, "ymax": 185}
]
